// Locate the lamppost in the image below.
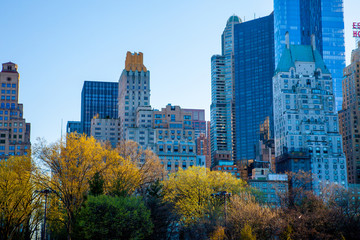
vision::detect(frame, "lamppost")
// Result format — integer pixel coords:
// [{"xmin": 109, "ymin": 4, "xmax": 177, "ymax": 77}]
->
[
  {"xmin": 36, "ymin": 189, "xmax": 56, "ymax": 240},
  {"xmin": 211, "ymin": 191, "xmax": 232, "ymax": 227}
]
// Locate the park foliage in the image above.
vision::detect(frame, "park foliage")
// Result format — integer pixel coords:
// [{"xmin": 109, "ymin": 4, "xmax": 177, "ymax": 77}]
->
[{"xmin": 0, "ymin": 133, "xmax": 359, "ymax": 240}]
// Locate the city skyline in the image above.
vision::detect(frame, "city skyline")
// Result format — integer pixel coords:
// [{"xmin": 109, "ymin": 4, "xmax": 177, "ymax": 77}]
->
[{"xmin": 0, "ymin": 0, "xmax": 359, "ymax": 144}]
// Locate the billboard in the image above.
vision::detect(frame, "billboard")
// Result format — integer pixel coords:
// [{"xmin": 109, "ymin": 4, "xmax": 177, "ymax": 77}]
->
[{"xmin": 354, "ymin": 22, "xmax": 360, "ymax": 37}]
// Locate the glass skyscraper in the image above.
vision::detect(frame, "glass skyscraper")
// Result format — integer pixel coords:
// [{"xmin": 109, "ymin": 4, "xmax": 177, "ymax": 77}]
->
[
  {"xmin": 233, "ymin": 13, "xmax": 275, "ymax": 164},
  {"xmin": 274, "ymin": 0, "xmax": 345, "ymax": 111},
  {"xmin": 81, "ymin": 81, "xmax": 118, "ymax": 135},
  {"xmin": 222, "ymin": 16, "xmax": 241, "ymax": 161},
  {"xmin": 210, "ymin": 16, "xmax": 241, "ymax": 166}
]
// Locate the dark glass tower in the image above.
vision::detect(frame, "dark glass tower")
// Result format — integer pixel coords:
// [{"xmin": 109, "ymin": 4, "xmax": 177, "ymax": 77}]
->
[
  {"xmin": 81, "ymin": 81, "xmax": 118, "ymax": 135},
  {"xmin": 274, "ymin": 0, "xmax": 345, "ymax": 111},
  {"xmin": 234, "ymin": 13, "xmax": 275, "ymax": 164}
]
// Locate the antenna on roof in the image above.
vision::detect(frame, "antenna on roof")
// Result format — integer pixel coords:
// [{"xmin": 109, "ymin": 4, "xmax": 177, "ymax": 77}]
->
[{"xmin": 61, "ymin": 118, "xmax": 63, "ymax": 141}]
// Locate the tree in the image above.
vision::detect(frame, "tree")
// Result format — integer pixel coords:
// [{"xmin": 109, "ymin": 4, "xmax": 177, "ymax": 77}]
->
[
  {"xmin": 279, "ymin": 170, "xmax": 313, "ymax": 208},
  {"xmin": 226, "ymin": 193, "xmax": 282, "ymax": 240},
  {"xmin": 279, "ymin": 191, "xmax": 342, "ymax": 240},
  {"xmin": 144, "ymin": 180, "xmax": 179, "ymax": 240},
  {"xmin": 88, "ymin": 172, "xmax": 104, "ymax": 196},
  {"xmin": 240, "ymin": 224, "xmax": 256, "ymax": 240},
  {"xmin": 115, "ymin": 140, "xmax": 165, "ymax": 195},
  {"xmin": 0, "ymin": 155, "xmax": 42, "ymax": 240},
  {"xmin": 163, "ymin": 167, "xmax": 245, "ymax": 226},
  {"xmin": 77, "ymin": 195, "xmax": 153, "ymax": 240},
  {"xmin": 35, "ymin": 133, "xmax": 120, "ymax": 240},
  {"xmin": 105, "ymin": 156, "xmax": 141, "ymax": 197}
]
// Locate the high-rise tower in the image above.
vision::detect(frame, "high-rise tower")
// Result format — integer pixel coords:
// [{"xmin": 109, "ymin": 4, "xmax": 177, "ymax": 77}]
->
[
  {"xmin": 233, "ymin": 13, "xmax": 275, "ymax": 165},
  {"xmin": 80, "ymin": 81, "xmax": 118, "ymax": 135},
  {"xmin": 0, "ymin": 62, "xmax": 31, "ymax": 159},
  {"xmin": 118, "ymin": 52, "xmax": 154, "ymax": 149},
  {"xmin": 210, "ymin": 16, "xmax": 241, "ymax": 166},
  {"xmin": 274, "ymin": 0, "xmax": 346, "ymax": 111},
  {"xmin": 339, "ymin": 42, "xmax": 360, "ymax": 184}
]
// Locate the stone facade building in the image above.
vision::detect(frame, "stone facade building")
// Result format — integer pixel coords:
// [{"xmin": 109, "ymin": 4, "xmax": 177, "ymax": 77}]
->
[
  {"xmin": 153, "ymin": 104, "xmax": 196, "ymax": 172},
  {"xmin": 339, "ymin": 42, "xmax": 360, "ymax": 184},
  {"xmin": 273, "ymin": 36, "xmax": 347, "ymax": 192},
  {"xmin": 90, "ymin": 117, "xmax": 120, "ymax": 148},
  {"xmin": 0, "ymin": 62, "xmax": 31, "ymax": 159},
  {"xmin": 118, "ymin": 52, "xmax": 154, "ymax": 150}
]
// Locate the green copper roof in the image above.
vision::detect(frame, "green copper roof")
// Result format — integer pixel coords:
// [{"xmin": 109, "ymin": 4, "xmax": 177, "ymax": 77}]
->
[
  {"xmin": 275, "ymin": 45, "xmax": 330, "ymax": 74},
  {"xmin": 227, "ymin": 15, "xmax": 241, "ymax": 24}
]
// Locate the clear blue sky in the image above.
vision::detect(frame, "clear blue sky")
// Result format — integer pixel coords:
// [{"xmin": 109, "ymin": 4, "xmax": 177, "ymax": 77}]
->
[{"xmin": 0, "ymin": 0, "xmax": 359, "ymax": 144}]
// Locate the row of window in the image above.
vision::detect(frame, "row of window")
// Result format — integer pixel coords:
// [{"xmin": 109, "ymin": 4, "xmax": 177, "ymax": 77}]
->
[
  {"xmin": 0, "ymin": 103, "xmax": 17, "ymax": 109},
  {"xmin": 158, "ymin": 130, "xmax": 192, "ymax": 135},
  {"xmin": 158, "ymin": 145, "xmax": 193, "ymax": 153},
  {"xmin": 158, "ymin": 135, "xmax": 192, "ymax": 140},
  {"xmin": 0, "ymin": 122, "xmax": 23, "ymax": 127},
  {"xmin": 1, "ymin": 90, "xmax": 16, "ymax": 94},
  {"xmin": 0, "ymin": 152, "xmax": 23, "ymax": 156},
  {"xmin": 1, "ymin": 95, "xmax": 16, "ymax": 100},
  {"xmin": 0, "ymin": 146, "xmax": 23, "ymax": 150},
  {"xmin": 1, "ymin": 84, "xmax": 16, "ymax": 88}
]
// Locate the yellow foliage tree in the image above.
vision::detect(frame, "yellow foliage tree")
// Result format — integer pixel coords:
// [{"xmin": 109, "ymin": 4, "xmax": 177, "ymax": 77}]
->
[
  {"xmin": 227, "ymin": 193, "xmax": 282, "ymax": 239},
  {"xmin": 35, "ymin": 133, "xmax": 121, "ymax": 239},
  {"xmin": 36, "ymin": 134, "xmax": 162, "ymax": 239},
  {"xmin": 115, "ymin": 140, "xmax": 164, "ymax": 194},
  {"xmin": 0, "ymin": 155, "xmax": 42, "ymax": 240},
  {"xmin": 163, "ymin": 166, "xmax": 245, "ymax": 225}
]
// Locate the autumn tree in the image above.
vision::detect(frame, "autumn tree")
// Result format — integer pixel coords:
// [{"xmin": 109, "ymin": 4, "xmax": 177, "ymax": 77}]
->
[
  {"xmin": 163, "ymin": 166, "xmax": 245, "ymax": 226},
  {"xmin": 279, "ymin": 170, "xmax": 313, "ymax": 208},
  {"xmin": 0, "ymin": 155, "xmax": 42, "ymax": 240},
  {"xmin": 240, "ymin": 224, "xmax": 257, "ymax": 240},
  {"xmin": 226, "ymin": 193, "xmax": 283, "ymax": 239},
  {"xmin": 35, "ymin": 133, "xmax": 120, "ymax": 240},
  {"xmin": 115, "ymin": 140, "xmax": 165, "ymax": 194}
]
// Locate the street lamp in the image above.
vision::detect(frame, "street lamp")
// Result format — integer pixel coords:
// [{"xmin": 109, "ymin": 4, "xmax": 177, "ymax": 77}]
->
[
  {"xmin": 211, "ymin": 191, "xmax": 232, "ymax": 227},
  {"xmin": 36, "ymin": 189, "xmax": 56, "ymax": 240}
]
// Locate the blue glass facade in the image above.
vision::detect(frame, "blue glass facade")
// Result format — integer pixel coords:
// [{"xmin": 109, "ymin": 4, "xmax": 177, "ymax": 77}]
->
[
  {"xmin": 66, "ymin": 121, "xmax": 82, "ymax": 134},
  {"xmin": 274, "ymin": 0, "xmax": 345, "ymax": 111},
  {"xmin": 234, "ymin": 13, "xmax": 275, "ymax": 164},
  {"xmin": 81, "ymin": 81, "xmax": 118, "ymax": 135}
]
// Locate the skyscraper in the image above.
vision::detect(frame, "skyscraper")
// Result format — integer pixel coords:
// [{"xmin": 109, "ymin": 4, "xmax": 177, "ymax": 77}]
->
[
  {"xmin": 233, "ymin": 13, "xmax": 275, "ymax": 164},
  {"xmin": 210, "ymin": 55, "xmax": 227, "ymax": 166},
  {"xmin": 210, "ymin": 16, "xmax": 241, "ymax": 166},
  {"xmin": 0, "ymin": 62, "xmax": 31, "ymax": 159},
  {"xmin": 81, "ymin": 81, "xmax": 118, "ymax": 135},
  {"xmin": 273, "ymin": 37, "xmax": 347, "ymax": 192},
  {"xmin": 274, "ymin": 0, "xmax": 345, "ymax": 111},
  {"xmin": 339, "ymin": 42, "xmax": 360, "ymax": 184},
  {"xmin": 118, "ymin": 52, "xmax": 154, "ymax": 149}
]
